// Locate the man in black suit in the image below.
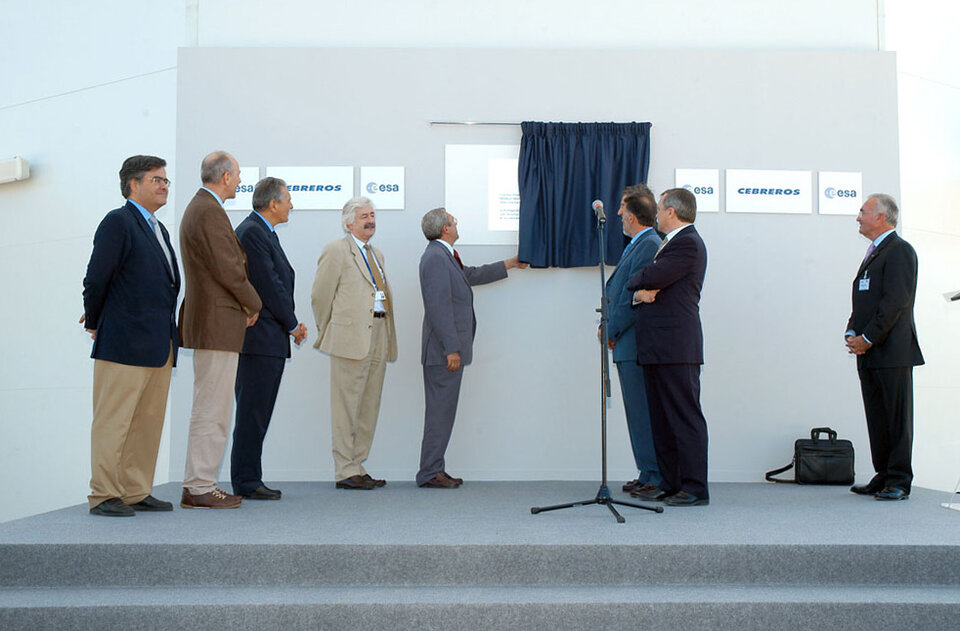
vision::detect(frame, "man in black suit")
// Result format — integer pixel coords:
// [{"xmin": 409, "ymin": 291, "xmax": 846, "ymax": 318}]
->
[
  {"xmin": 845, "ymin": 193, "xmax": 923, "ymax": 501},
  {"xmin": 231, "ymin": 177, "xmax": 307, "ymax": 500},
  {"xmin": 626, "ymin": 188, "xmax": 709, "ymax": 507},
  {"xmin": 81, "ymin": 155, "xmax": 180, "ymax": 517}
]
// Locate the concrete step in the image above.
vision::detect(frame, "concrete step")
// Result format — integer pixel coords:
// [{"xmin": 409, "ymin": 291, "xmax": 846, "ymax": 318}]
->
[
  {"xmin": 2, "ymin": 584, "xmax": 959, "ymax": 630},
  {"xmin": 3, "ymin": 542, "xmax": 959, "ymax": 587}
]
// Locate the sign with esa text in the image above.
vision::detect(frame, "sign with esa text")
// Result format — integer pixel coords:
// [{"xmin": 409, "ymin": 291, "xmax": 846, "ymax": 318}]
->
[
  {"xmin": 224, "ymin": 166, "xmax": 261, "ymax": 211},
  {"xmin": 674, "ymin": 169, "xmax": 719, "ymax": 213},
  {"xmin": 265, "ymin": 166, "xmax": 353, "ymax": 210},
  {"xmin": 818, "ymin": 171, "xmax": 862, "ymax": 216},
  {"xmin": 360, "ymin": 167, "xmax": 404, "ymax": 210},
  {"xmin": 725, "ymin": 169, "xmax": 812, "ymax": 214}
]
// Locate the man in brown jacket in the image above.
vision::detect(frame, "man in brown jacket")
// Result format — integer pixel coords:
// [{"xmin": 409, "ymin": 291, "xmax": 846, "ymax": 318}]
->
[{"xmin": 179, "ymin": 151, "xmax": 262, "ymax": 508}]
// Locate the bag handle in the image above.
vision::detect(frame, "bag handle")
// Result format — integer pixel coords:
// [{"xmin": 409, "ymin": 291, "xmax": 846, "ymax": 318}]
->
[
  {"xmin": 765, "ymin": 460, "xmax": 795, "ymax": 483},
  {"xmin": 810, "ymin": 427, "xmax": 838, "ymax": 442}
]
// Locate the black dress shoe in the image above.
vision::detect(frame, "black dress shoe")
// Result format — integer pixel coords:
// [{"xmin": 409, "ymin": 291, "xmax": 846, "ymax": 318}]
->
[
  {"xmin": 130, "ymin": 495, "xmax": 173, "ymax": 511},
  {"xmin": 850, "ymin": 481, "xmax": 884, "ymax": 495},
  {"xmin": 240, "ymin": 485, "xmax": 282, "ymax": 500},
  {"xmin": 90, "ymin": 498, "xmax": 135, "ymax": 517},
  {"xmin": 622, "ymin": 478, "xmax": 642, "ymax": 492},
  {"xmin": 663, "ymin": 491, "xmax": 709, "ymax": 507},
  {"xmin": 336, "ymin": 475, "xmax": 375, "ymax": 490},
  {"xmin": 361, "ymin": 474, "xmax": 386, "ymax": 488},
  {"xmin": 875, "ymin": 487, "xmax": 909, "ymax": 501}
]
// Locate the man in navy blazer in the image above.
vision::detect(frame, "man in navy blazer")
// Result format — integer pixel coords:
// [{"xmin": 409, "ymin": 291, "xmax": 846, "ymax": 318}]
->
[
  {"xmin": 416, "ymin": 208, "xmax": 525, "ymax": 488},
  {"xmin": 604, "ymin": 184, "xmax": 663, "ymax": 496},
  {"xmin": 627, "ymin": 188, "xmax": 710, "ymax": 507},
  {"xmin": 845, "ymin": 194, "xmax": 923, "ymax": 501},
  {"xmin": 231, "ymin": 177, "xmax": 307, "ymax": 500},
  {"xmin": 81, "ymin": 155, "xmax": 180, "ymax": 517}
]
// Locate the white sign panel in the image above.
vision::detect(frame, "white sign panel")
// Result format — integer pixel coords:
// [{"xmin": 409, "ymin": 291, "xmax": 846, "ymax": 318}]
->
[
  {"xmin": 266, "ymin": 166, "xmax": 353, "ymax": 210},
  {"xmin": 360, "ymin": 166, "xmax": 405, "ymax": 210},
  {"xmin": 224, "ymin": 166, "xmax": 260, "ymax": 211},
  {"xmin": 675, "ymin": 168, "xmax": 720, "ymax": 213},
  {"xmin": 445, "ymin": 144, "xmax": 520, "ymax": 245},
  {"xmin": 725, "ymin": 169, "xmax": 812, "ymax": 214},
  {"xmin": 487, "ymin": 157, "xmax": 520, "ymax": 231},
  {"xmin": 818, "ymin": 171, "xmax": 863, "ymax": 216}
]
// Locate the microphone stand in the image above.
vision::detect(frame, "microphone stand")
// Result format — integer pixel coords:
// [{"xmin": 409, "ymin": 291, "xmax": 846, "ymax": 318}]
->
[{"xmin": 531, "ymin": 204, "xmax": 662, "ymax": 523}]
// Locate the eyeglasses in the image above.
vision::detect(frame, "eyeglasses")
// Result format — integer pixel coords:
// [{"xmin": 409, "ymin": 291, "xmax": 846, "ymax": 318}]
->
[{"xmin": 143, "ymin": 176, "xmax": 171, "ymax": 186}]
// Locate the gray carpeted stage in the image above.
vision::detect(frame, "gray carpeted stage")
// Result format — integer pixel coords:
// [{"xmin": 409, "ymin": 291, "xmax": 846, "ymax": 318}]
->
[{"xmin": 2, "ymin": 481, "xmax": 959, "ymax": 629}]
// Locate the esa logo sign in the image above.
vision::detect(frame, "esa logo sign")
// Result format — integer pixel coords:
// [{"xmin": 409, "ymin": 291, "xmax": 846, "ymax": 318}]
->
[
  {"xmin": 682, "ymin": 184, "xmax": 715, "ymax": 195},
  {"xmin": 365, "ymin": 182, "xmax": 400, "ymax": 194},
  {"xmin": 824, "ymin": 187, "xmax": 857, "ymax": 199}
]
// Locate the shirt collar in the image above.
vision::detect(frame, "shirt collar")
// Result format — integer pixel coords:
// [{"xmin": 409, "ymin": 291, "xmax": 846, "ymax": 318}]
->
[
  {"xmin": 873, "ymin": 228, "xmax": 896, "ymax": 247},
  {"xmin": 665, "ymin": 223, "xmax": 691, "ymax": 242},
  {"xmin": 436, "ymin": 239, "xmax": 455, "ymax": 255},
  {"xmin": 127, "ymin": 199, "xmax": 153, "ymax": 224},
  {"xmin": 254, "ymin": 211, "xmax": 275, "ymax": 232},
  {"xmin": 200, "ymin": 186, "xmax": 225, "ymax": 208},
  {"xmin": 351, "ymin": 234, "xmax": 370, "ymax": 250}
]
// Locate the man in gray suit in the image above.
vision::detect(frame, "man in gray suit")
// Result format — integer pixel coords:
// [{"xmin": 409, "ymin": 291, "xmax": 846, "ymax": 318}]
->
[{"xmin": 416, "ymin": 208, "xmax": 526, "ymax": 488}]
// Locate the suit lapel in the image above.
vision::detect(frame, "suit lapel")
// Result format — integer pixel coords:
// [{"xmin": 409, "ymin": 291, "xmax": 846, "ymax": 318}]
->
[
  {"xmin": 127, "ymin": 202, "xmax": 175, "ymax": 283},
  {"xmin": 857, "ymin": 232, "xmax": 897, "ymax": 276},
  {"xmin": 347, "ymin": 235, "xmax": 375, "ymax": 288}
]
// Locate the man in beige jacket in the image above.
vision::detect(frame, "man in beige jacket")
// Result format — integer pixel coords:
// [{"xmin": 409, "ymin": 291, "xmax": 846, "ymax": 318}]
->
[
  {"xmin": 179, "ymin": 151, "xmax": 262, "ymax": 508},
  {"xmin": 311, "ymin": 197, "xmax": 397, "ymax": 490}
]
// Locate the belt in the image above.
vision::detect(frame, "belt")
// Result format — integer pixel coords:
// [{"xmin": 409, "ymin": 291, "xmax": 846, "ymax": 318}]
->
[{"xmin": 373, "ymin": 312, "xmax": 387, "ymax": 318}]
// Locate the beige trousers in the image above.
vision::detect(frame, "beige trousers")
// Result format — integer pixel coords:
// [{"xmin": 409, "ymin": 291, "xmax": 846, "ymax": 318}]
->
[
  {"xmin": 183, "ymin": 349, "xmax": 239, "ymax": 494},
  {"xmin": 88, "ymin": 347, "xmax": 173, "ymax": 508},
  {"xmin": 330, "ymin": 318, "xmax": 388, "ymax": 480}
]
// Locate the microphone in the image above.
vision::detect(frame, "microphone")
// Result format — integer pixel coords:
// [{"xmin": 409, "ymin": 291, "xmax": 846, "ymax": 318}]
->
[{"xmin": 592, "ymin": 199, "xmax": 606, "ymax": 223}]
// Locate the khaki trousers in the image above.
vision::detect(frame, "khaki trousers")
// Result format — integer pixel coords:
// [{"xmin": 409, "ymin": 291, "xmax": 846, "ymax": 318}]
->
[
  {"xmin": 330, "ymin": 317, "xmax": 387, "ymax": 480},
  {"xmin": 183, "ymin": 349, "xmax": 239, "ymax": 494},
  {"xmin": 88, "ymin": 347, "xmax": 173, "ymax": 508}
]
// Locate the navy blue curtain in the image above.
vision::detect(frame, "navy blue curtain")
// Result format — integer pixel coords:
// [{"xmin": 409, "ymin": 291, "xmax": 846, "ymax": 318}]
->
[{"xmin": 517, "ymin": 122, "xmax": 651, "ymax": 268}]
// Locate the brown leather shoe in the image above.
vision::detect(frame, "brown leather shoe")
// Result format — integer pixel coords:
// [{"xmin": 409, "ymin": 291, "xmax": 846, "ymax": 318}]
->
[
  {"xmin": 439, "ymin": 471, "xmax": 463, "ymax": 486},
  {"xmin": 180, "ymin": 487, "xmax": 241, "ymax": 509},
  {"xmin": 361, "ymin": 474, "xmax": 386, "ymax": 488},
  {"xmin": 419, "ymin": 473, "xmax": 459, "ymax": 488},
  {"xmin": 629, "ymin": 483, "xmax": 660, "ymax": 497},
  {"xmin": 622, "ymin": 478, "xmax": 642, "ymax": 492},
  {"xmin": 336, "ymin": 474, "xmax": 375, "ymax": 490}
]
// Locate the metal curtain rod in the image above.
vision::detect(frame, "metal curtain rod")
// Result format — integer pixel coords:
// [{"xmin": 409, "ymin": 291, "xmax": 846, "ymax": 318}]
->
[{"xmin": 429, "ymin": 121, "xmax": 521, "ymax": 127}]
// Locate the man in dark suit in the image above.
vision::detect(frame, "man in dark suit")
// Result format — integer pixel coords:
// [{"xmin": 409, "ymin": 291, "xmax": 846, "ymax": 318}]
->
[
  {"xmin": 627, "ymin": 188, "xmax": 710, "ymax": 507},
  {"xmin": 179, "ymin": 151, "xmax": 262, "ymax": 509},
  {"xmin": 845, "ymin": 193, "xmax": 923, "ymax": 501},
  {"xmin": 231, "ymin": 177, "xmax": 307, "ymax": 500},
  {"xmin": 603, "ymin": 185, "xmax": 663, "ymax": 496},
  {"xmin": 416, "ymin": 208, "xmax": 525, "ymax": 488},
  {"xmin": 81, "ymin": 155, "xmax": 179, "ymax": 517}
]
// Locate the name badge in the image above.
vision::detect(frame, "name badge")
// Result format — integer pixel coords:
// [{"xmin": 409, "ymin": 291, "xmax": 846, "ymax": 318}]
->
[
  {"xmin": 375, "ymin": 290, "xmax": 386, "ymax": 301},
  {"xmin": 859, "ymin": 278, "xmax": 870, "ymax": 291}
]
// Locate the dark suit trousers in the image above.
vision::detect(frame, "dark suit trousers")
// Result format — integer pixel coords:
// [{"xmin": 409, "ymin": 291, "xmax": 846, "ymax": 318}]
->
[
  {"xmin": 858, "ymin": 366, "xmax": 914, "ymax": 491},
  {"xmin": 231, "ymin": 354, "xmax": 286, "ymax": 495},
  {"xmin": 417, "ymin": 365, "xmax": 464, "ymax": 485},
  {"xmin": 616, "ymin": 360, "xmax": 661, "ymax": 486},
  {"xmin": 643, "ymin": 364, "xmax": 709, "ymax": 499}
]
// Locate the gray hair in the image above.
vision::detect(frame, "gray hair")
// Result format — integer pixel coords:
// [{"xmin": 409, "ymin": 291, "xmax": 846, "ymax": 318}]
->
[
  {"xmin": 867, "ymin": 193, "xmax": 899, "ymax": 227},
  {"xmin": 341, "ymin": 196, "xmax": 373, "ymax": 232},
  {"xmin": 421, "ymin": 207, "xmax": 450, "ymax": 240},
  {"xmin": 252, "ymin": 177, "xmax": 288, "ymax": 213},
  {"xmin": 660, "ymin": 187, "xmax": 698, "ymax": 223},
  {"xmin": 200, "ymin": 151, "xmax": 236, "ymax": 184}
]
